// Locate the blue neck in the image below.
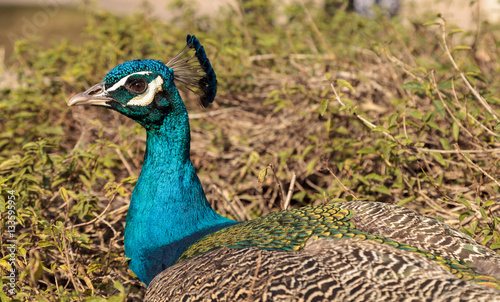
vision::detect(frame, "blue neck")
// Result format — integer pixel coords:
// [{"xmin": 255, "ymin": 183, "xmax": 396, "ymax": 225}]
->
[{"xmin": 124, "ymin": 104, "xmax": 237, "ymax": 285}]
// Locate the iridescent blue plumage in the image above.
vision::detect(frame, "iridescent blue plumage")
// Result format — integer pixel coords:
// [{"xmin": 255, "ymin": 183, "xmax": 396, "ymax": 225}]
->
[
  {"xmin": 125, "ymin": 115, "xmax": 237, "ymax": 284},
  {"xmin": 68, "ymin": 35, "xmax": 237, "ymax": 285},
  {"xmin": 104, "ymin": 40, "xmax": 235, "ymax": 285},
  {"xmin": 104, "ymin": 59, "xmax": 172, "ymax": 88}
]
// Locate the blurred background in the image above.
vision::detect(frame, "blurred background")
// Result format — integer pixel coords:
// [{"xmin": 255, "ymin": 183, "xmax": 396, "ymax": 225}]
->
[
  {"xmin": 1, "ymin": 0, "xmax": 500, "ymax": 58},
  {"xmin": 1, "ymin": 0, "xmax": 500, "ymax": 87}
]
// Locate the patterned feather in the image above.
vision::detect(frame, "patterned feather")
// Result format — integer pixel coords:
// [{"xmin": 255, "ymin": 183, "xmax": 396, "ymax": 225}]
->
[
  {"xmin": 176, "ymin": 203, "xmax": 500, "ymax": 289},
  {"xmin": 148, "ymin": 243, "xmax": 500, "ymax": 301},
  {"xmin": 147, "ymin": 202, "xmax": 500, "ymax": 301},
  {"xmin": 336, "ymin": 202, "xmax": 500, "ymax": 279}
]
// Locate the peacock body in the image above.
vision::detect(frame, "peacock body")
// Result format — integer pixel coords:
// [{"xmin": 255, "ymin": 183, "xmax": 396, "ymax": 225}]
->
[{"xmin": 69, "ymin": 35, "xmax": 500, "ymax": 301}]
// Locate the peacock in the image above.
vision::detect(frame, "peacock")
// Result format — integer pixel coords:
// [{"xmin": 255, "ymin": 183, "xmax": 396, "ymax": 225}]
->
[{"xmin": 68, "ymin": 35, "xmax": 500, "ymax": 301}]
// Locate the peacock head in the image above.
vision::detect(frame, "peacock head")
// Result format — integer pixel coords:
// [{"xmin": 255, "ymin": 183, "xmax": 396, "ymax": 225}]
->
[{"xmin": 68, "ymin": 35, "xmax": 217, "ymax": 130}]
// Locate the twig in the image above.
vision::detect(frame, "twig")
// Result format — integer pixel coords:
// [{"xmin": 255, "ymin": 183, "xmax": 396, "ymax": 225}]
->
[
  {"xmin": 212, "ymin": 185, "xmax": 244, "ymax": 222},
  {"xmin": 386, "ymin": 48, "xmax": 498, "ymax": 140},
  {"xmin": 327, "ymin": 167, "xmax": 359, "ymax": 201},
  {"xmin": 232, "ymin": 194, "xmax": 253, "ymax": 221},
  {"xmin": 126, "ymin": 149, "xmax": 140, "ymax": 169},
  {"xmin": 283, "ymin": 172, "xmax": 296, "ymax": 210},
  {"xmin": 115, "ymin": 148, "xmax": 136, "ymax": 178},
  {"xmin": 52, "ymin": 226, "xmax": 84, "ymax": 295},
  {"xmin": 92, "ymin": 211, "xmax": 119, "ymax": 240},
  {"xmin": 330, "ymin": 79, "xmax": 399, "ymax": 143},
  {"xmin": 107, "ymin": 204, "xmax": 129, "ymax": 216},
  {"xmin": 235, "ymin": 0, "xmax": 253, "ymax": 49},
  {"xmin": 450, "ymin": 79, "xmax": 499, "ymax": 138},
  {"xmin": 298, "ymin": 0, "xmax": 330, "ymax": 52},
  {"xmin": 385, "ymin": 53, "xmax": 421, "ymax": 81},
  {"xmin": 68, "ymin": 193, "xmax": 117, "ymax": 229},
  {"xmin": 415, "ymin": 148, "xmax": 500, "ymax": 154},
  {"xmin": 455, "ymin": 143, "xmax": 500, "ymax": 188},
  {"xmin": 439, "ymin": 19, "xmax": 499, "ymax": 121},
  {"xmin": 430, "ymin": 72, "xmax": 483, "ymax": 146},
  {"xmin": 269, "ymin": 164, "xmax": 286, "ymax": 210},
  {"xmin": 330, "ymin": 77, "xmax": 500, "ymax": 156},
  {"xmin": 403, "ymin": 113, "xmax": 408, "ymax": 140}
]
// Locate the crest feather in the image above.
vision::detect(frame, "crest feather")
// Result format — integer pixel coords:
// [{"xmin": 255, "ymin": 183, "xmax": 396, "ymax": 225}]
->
[{"xmin": 166, "ymin": 35, "xmax": 217, "ymax": 107}]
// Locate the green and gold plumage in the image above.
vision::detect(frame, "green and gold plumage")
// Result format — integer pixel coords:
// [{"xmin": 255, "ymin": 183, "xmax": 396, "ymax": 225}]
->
[
  {"xmin": 148, "ymin": 202, "xmax": 500, "ymax": 301},
  {"xmin": 178, "ymin": 202, "xmax": 500, "ymax": 290}
]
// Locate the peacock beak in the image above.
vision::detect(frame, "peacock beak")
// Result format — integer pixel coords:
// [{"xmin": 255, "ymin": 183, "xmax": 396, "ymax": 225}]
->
[{"xmin": 68, "ymin": 82, "xmax": 114, "ymax": 107}]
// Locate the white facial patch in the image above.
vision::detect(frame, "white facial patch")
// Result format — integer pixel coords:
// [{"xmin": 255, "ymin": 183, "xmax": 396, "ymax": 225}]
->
[
  {"xmin": 127, "ymin": 76, "xmax": 164, "ymax": 107},
  {"xmin": 107, "ymin": 71, "xmax": 152, "ymax": 92}
]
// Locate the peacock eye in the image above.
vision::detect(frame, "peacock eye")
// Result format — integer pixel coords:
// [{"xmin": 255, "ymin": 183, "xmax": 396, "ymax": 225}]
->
[{"xmin": 125, "ymin": 79, "xmax": 148, "ymax": 94}]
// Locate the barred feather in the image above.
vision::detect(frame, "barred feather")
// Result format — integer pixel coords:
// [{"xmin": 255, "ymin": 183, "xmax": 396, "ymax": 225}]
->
[
  {"xmin": 146, "ymin": 202, "xmax": 500, "ymax": 301},
  {"xmin": 148, "ymin": 240, "xmax": 500, "ymax": 301}
]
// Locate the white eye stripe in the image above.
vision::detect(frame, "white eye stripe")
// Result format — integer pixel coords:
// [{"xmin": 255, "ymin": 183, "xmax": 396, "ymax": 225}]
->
[
  {"xmin": 127, "ymin": 76, "xmax": 164, "ymax": 107},
  {"xmin": 107, "ymin": 71, "xmax": 153, "ymax": 92}
]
